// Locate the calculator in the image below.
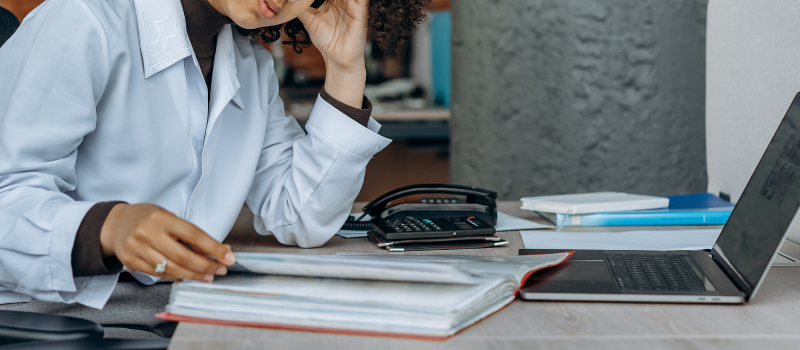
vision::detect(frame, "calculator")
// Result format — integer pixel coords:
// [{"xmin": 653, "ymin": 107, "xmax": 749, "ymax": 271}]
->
[{"xmin": 371, "ymin": 216, "xmax": 496, "ymax": 240}]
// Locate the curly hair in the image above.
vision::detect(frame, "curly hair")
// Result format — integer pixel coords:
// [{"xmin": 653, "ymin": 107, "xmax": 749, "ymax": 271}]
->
[{"xmin": 237, "ymin": 0, "xmax": 432, "ymax": 54}]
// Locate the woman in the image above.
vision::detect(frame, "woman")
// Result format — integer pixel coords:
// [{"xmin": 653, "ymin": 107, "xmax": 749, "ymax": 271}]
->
[{"xmin": 0, "ymin": 0, "xmax": 429, "ymax": 337}]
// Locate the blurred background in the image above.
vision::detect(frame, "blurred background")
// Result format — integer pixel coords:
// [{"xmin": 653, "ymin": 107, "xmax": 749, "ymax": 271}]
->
[
  {"xmin": 266, "ymin": 0, "xmax": 453, "ymax": 202},
  {"xmin": 0, "ymin": 0, "xmax": 710, "ymax": 202}
]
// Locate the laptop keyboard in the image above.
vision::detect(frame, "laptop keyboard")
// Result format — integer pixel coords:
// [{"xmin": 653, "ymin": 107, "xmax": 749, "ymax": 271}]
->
[{"xmin": 606, "ymin": 254, "xmax": 707, "ymax": 291}]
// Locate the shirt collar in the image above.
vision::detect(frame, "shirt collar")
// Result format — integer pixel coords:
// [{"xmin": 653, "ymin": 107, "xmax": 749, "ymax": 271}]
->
[
  {"xmin": 209, "ymin": 25, "xmax": 244, "ymax": 111},
  {"xmin": 133, "ymin": 0, "xmax": 193, "ymax": 79},
  {"xmin": 132, "ymin": 0, "xmax": 243, "ymax": 110}
]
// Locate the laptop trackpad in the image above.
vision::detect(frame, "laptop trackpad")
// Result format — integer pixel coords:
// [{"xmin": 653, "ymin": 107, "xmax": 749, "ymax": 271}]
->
[{"xmin": 523, "ymin": 260, "xmax": 620, "ymax": 294}]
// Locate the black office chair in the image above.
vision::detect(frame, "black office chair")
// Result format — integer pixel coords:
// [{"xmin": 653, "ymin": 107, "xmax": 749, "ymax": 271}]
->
[
  {"xmin": 0, "ymin": 311, "xmax": 170, "ymax": 350},
  {"xmin": 0, "ymin": 6, "xmax": 19, "ymax": 47}
]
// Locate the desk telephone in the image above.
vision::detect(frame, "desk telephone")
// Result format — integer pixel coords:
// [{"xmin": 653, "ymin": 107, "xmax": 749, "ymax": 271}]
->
[{"xmin": 343, "ymin": 184, "xmax": 498, "ymax": 240}]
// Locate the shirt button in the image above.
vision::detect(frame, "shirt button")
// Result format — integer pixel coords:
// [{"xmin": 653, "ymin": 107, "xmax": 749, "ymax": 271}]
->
[
  {"xmin": 372, "ymin": 146, "xmax": 380, "ymax": 153},
  {"xmin": 192, "ymin": 139, "xmax": 198, "ymax": 149}
]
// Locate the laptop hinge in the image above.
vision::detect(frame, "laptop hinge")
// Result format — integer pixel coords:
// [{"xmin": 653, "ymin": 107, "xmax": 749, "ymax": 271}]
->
[{"xmin": 711, "ymin": 245, "xmax": 753, "ymax": 300}]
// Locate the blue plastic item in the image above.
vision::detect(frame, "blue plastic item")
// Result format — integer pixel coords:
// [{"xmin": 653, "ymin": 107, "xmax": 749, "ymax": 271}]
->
[
  {"xmin": 556, "ymin": 193, "xmax": 734, "ymax": 226},
  {"xmin": 430, "ymin": 11, "xmax": 451, "ymax": 107}
]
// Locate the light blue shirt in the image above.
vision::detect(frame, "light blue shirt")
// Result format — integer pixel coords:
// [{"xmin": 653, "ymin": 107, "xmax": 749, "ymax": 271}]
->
[{"xmin": 0, "ymin": 0, "xmax": 390, "ymax": 308}]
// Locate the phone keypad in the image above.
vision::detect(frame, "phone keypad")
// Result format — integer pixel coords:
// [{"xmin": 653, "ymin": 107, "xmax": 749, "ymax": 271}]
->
[
  {"xmin": 382, "ymin": 216, "xmax": 494, "ymax": 233},
  {"xmin": 385, "ymin": 216, "xmax": 443, "ymax": 232},
  {"xmin": 374, "ymin": 215, "xmax": 496, "ymax": 239}
]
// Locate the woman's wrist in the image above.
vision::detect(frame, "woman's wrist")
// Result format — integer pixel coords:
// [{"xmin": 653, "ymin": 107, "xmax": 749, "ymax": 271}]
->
[
  {"xmin": 99, "ymin": 202, "xmax": 128, "ymax": 258},
  {"xmin": 323, "ymin": 60, "xmax": 367, "ymax": 109}
]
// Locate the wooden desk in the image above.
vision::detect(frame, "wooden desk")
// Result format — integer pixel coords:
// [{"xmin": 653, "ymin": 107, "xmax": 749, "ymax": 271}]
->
[{"xmin": 168, "ymin": 202, "xmax": 800, "ymax": 349}]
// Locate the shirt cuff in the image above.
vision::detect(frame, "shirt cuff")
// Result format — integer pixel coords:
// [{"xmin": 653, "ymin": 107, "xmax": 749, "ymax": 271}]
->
[
  {"xmin": 319, "ymin": 86, "xmax": 372, "ymax": 127},
  {"xmin": 72, "ymin": 201, "xmax": 126, "ymax": 277},
  {"xmin": 306, "ymin": 94, "xmax": 391, "ymax": 158}
]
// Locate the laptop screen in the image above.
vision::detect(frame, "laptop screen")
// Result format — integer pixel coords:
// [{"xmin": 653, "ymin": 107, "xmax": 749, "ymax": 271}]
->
[{"xmin": 716, "ymin": 94, "xmax": 800, "ymax": 289}]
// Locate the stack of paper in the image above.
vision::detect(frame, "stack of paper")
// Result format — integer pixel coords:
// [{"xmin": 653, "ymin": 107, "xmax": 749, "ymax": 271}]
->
[
  {"xmin": 521, "ymin": 192, "xmax": 669, "ymax": 214},
  {"xmin": 157, "ymin": 253, "xmax": 571, "ymax": 340}
]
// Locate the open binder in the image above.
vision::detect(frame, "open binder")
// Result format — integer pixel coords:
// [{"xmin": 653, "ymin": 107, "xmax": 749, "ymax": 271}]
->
[{"xmin": 156, "ymin": 252, "xmax": 572, "ymax": 340}]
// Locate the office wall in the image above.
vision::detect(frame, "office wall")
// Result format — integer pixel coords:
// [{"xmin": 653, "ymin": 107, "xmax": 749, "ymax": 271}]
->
[{"xmin": 451, "ymin": 0, "xmax": 708, "ymax": 199}]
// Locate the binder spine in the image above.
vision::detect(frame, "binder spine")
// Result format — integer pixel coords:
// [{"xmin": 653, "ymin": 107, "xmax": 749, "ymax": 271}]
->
[{"xmin": 556, "ymin": 211, "xmax": 732, "ymax": 226}]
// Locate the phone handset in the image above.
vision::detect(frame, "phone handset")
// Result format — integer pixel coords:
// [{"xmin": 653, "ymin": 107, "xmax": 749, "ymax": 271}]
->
[
  {"xmin": 361, "ymin": 184, "xmax": 497, "ymax": 219},
  {"xmin": 341, "ymin": 184, "xmax": 498, "ymax": 231}
]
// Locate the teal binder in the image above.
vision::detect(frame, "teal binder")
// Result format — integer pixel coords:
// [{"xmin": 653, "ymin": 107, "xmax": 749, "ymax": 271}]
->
[{"xmin": 555, "ymin": 193, "xmax": 734, "ymax": 226}]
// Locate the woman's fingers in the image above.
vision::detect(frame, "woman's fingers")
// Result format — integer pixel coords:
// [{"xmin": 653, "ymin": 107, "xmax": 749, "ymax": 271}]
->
[
  {"xmin": 151, "ymin": 231, "xmax": 228, "ymax": 277},
  {"xmin": 101, "ymin": 203, "xmax": 236, "ymax": 282},
  {"xmin": 164, "ymin": 217, "xmax": 235, "ymax": 266},
  {"xmin": 130, "ymin": 248, "xmax": 213, "ymax": 282},
  {"xmin": 121, "ymin": 207, "xmax": 232, "ymax": 281}
]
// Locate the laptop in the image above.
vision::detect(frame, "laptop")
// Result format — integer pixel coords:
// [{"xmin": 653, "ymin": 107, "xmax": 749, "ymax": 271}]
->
[{"xmin": 519, "ymin": 93, "xmax": 800, "ymax": 304}]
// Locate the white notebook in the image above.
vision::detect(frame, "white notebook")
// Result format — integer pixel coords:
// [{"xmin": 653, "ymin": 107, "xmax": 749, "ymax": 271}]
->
[{"xmin": 520, "ymin": 192, "xmax": 669, "ymax": 214}]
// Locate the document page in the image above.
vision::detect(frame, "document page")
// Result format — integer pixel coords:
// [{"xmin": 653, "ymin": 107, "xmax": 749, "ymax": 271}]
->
[
  {"xmin": 233, "ymin": 252, "xmax": 571, "ymax": 285},
  {"xmin": 494, "ymin": 212, "xmax": 553, "ymax": 231},
  {"xmin": 336, "ymin": 253, "xmax": 572, "ymax": 284},
  {"xmin": 233, "ymin": 253, "xmax": 481, "ymax": 284}
]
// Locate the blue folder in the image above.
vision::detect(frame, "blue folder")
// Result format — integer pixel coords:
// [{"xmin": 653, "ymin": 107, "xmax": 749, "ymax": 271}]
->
[{"xmin": 555, "ymin": 193, "xmax": 734, "ymax": 226}]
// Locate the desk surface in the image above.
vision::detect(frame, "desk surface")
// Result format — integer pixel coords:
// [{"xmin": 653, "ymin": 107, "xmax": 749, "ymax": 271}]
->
[{"xmin": 168, "ymin": 202, "xmax": 800, "ymax": 349}]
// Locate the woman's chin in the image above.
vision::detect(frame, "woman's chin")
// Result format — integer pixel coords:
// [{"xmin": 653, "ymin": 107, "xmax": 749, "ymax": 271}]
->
[
  {"xmin": 232, "ymin": 14, "xmax": 282, "ymax": 30},
  {"xmin": 231, "ymin": 18, "xmax": 261, "ymax": 30}
]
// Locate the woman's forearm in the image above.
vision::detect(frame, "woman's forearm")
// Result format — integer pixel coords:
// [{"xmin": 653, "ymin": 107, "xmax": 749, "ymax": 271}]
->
[{"xmin": 323, "ymin": 61, "xmax": 367, "ymax": 109}]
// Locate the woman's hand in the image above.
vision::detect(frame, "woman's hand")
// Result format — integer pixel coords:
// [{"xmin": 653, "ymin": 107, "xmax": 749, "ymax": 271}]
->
[
  {"xmin": 99, "ymin": 203, "xmax": 235, "ymax": 282},
  {"xmin": 298, "ymin": 0, "xmax": 368, "ymax": 108}
]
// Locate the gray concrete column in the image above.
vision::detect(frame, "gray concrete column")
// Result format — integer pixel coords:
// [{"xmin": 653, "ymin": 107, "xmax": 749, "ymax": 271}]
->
[{"xmin": 450, "ymin": 0, "xmax": 709, "ymax": 199}]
